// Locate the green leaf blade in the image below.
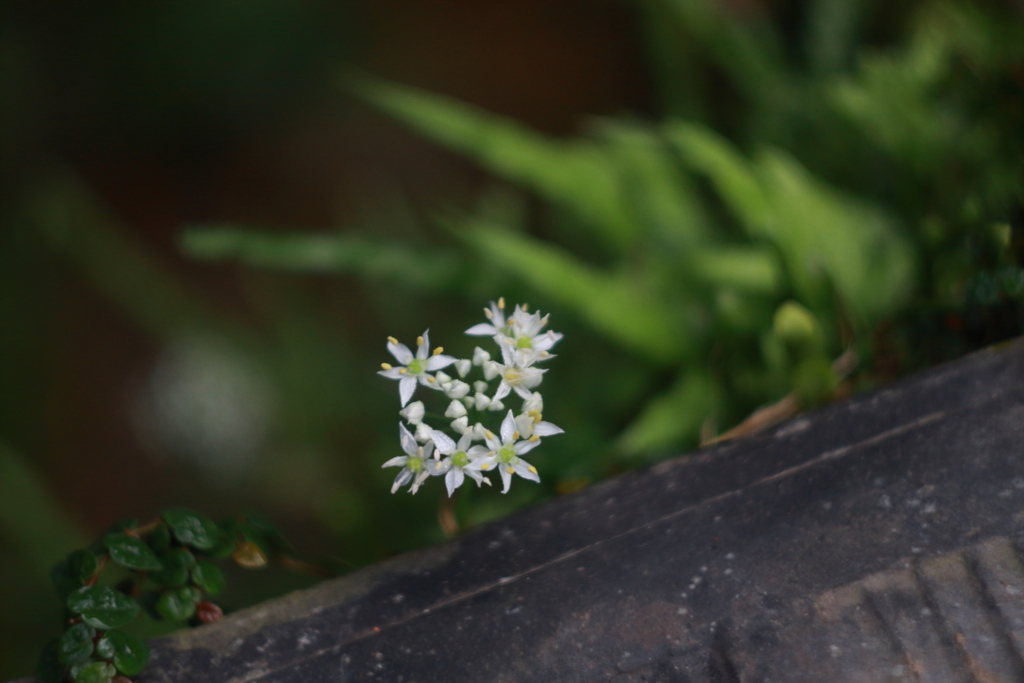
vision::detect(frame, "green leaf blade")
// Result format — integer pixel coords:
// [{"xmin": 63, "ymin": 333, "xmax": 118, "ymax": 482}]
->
[
  {"xmin": 66, "ymin": 586, "xmax": 140, "ymax": 630},
  {"xmin": 103, "ymin": 532, "xmax": 163, "ymax": 571},
  {"xmin": 96, "ymin": 631, "xmax": 150, "ymax": 677}
]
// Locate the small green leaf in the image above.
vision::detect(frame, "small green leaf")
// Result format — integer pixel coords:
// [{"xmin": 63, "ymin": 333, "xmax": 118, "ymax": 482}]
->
[
  {"xmin": 156, "ymin": 588, "xmax": 196, "ymax": 621},
  {"xmin": 103, "ymin": 532, "xmax": 163, "ymax": 571},
  {"xmin": 66, "ymin": 585, "xmax": 140, "ymax": 630},
  {"xmin": 148, "ymin": 522, "xmax": 172, "ymax": 553},
  {"xmin": 95, "ymin": 631, "xmax": 150, "ymax": 677},
  {"xmin": 68, "ymin": 550, "xmax": 100, "ymax": 580},
  {"xmin": 152, "ymin": 565, "xmax": 189, "ymax": 588},
  {"xmin": 207, "ymin": 523, "xmax": 237, "ymax": 559},
  {"xmin": 191, "ymin": 561, "xmax": 226, "ymax": 594},
  {"xmin": 162, "ymin": 547, "xmax": 196, "ymax": 569},
  {"xmin": 162, "ymin": 508, "xmax": 221, "ymax": 550},
  {"xmin": 58, "ymin": 623, "xmax": 96, "ymax": 664},
  {"xmin": 73, "ymin": 661, "xmax": 116, "ymax": 683}
]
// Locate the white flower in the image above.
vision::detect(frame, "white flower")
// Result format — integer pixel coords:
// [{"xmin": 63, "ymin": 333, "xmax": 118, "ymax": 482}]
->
[
  {"xmin": 445, "ymin": 400, "xmax": 467, "ymax": 418},
  {"xmin": 465, "ymin": 298, "xmax": 509, "ymax": 337},
  {"xmin": 454, "ymin": 359, "xmax": 472, "ymax": 378},
  {"xmin": 382, "ymin": 423, "xmax": 436, "ymax": 494},
  {"xmin": 522, "ymin": 392, "xmax": 544, "ymax": 414},
  {"xmin": 378, "ymin": 331, "xmax": 457, "ymax": 407},
  {"xmin": 507, "ymin": 305, "xmax": 562, "ymax": 361},
  {"xmin": 491, "ymin": 337, "xmax": 547, "ymax": 402},
  {"xmin": 398, "ymin": 401, "xmax": 425, "ymax": 425},
  {"xmin": 466, "ymin": 410, "xmax": 542, "ymax": 493},
  {"xmin": 430, "ymin": 430, "xmax": 490, "ymax": 496}
]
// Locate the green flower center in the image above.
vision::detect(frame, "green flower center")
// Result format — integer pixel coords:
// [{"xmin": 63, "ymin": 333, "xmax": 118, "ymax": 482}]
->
[
  {"xmin": 499, "ymin": 446, "xmax": 515, "ymax": 463},
  {"xmin": 407, "ymin": 359, "xmax": 424, "ymax": 374},
  {"xmin": 407, "ymin": 457, "xmax": 423, "ymax": 473},
  {"xmin": 516, "ymin": 337, "xmax": 533, "ymax": 349},
  {"xmin": 452, "ymin": 451, "xmax": 469, "ymax": 468}
]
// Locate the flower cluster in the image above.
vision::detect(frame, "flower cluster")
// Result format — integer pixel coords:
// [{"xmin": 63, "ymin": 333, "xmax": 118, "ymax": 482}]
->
[{"xmin": 379, "ymin": 298, "xmax": 564, "ymax": 495}]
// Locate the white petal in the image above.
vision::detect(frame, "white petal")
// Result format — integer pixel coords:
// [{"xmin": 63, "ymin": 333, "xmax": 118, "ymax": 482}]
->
[
  {"xmin": 500, "ymin": 466, "xmax": 513, "ymax": 494},
  {"xmin": 523, "ymin": 392, "xmax": 544, "ymax": 414},
  {"xmin": 466, "ymin": 444, "xmax": 488, "ymax": 458},
  {"xmin": 454, "ymin": 359, "xmax": 472, "ymax": 378},
  {"xmin": 512, "ymin": 384, "xmax": 535, "ymax": 400},
  {"xmin": 425, "ymin": 355, "xmax": 457, "ymax": 371},
  {"xmin": 445, "ymin": 400, "xmax": 467, "ymax": 418},
  {"xmin": 514, "ymin": 413, "xmax": 534, "ymax": 438},
  {"xmin": 457, "ymin": 432, "xmax": 475, "ymax": 450},
  {"xmin": 382, "ymin": 456, "xmax": 409, "ymax": 469},
  {"xmin": 500, "ymin": 410, "xmax": 516, "ymax": 444},
  {"xmin": 513, "ymin": 459, "xmax": 540, "ymax": 483},
  {"xmin": 489, "ymin": 301, "xmax": 506, "ymax": 327},
  {"xmin": 445, "ymin": 468, "xmax": 464, "ymax": 497},
  {"xmin": 391, "ymin": 468, "xmax": 412, "ymax": 493},
  {"xmin": 533, "ymin": 421, "xmax": 564, "ymax": 437},
  {"xmin": 388, "ymin": 341, "xmax": 414, "ymax": 365},
  {"xmin": 399, "ymin": 423, "xmax": 418, "ymax": 455},
  {"xmin": 428, "ymin": 458, "xmax": 451, "ymax": 476},
  {"xmin": 465, "ymin": 454, "xmax": 496, "ymax": 472},
  {"xmin": 378, "ymin": 368, "xmax": 404, "ymax": 379},
  {"xmin": 422, "ymin": 441, "xmax": 435, "ymax": 459},
  {"xmin": 492, "ymin": 381, "xmax": 511, "ymax": 402},
  {"xmin": 409, "ymin": 469, "xmax": 430, "ymax": 494},
  {"xmin": 466, "ymin": 323, "xmax": 498, "ymax": 336},
  {"xmin": 464, "ymin": 468, "xmax": 485, "ymax": 487},
  {"xmin": 430, "ymin": 430, "xmax": 457, "ymax": 454},
  {"xmin": 496, "ymin": 337, "xmax": 515, "ymax": 366},
  {"xmin": 416, "ymin": 330, "xmax": 430, "ymax": 359},
  {"xmin": 514, "ymin": 439, "xmax": 541, "ymax": 455},
  {"xmin": 399, "ymin": 376, "xmax": 417, "ymax": 407}
]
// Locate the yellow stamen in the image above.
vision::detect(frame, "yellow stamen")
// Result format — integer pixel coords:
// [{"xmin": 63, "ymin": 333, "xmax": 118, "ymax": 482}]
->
[
  {"xmin": 528, "ymin": 465, "xmax": 538, "ymax": 474},
  {"xmin": 498, "ymin": 297, "xmax": 505, "ymax": 309},
  {"xmin": 521, "ymin": 303, "xmax": 528, "ymax": 311},
  {"xmin": 484, "ymin": 307, "xmax": 493, "ymax": 319},
  {"xmin": 399, "ymin": 368, "xmax": 407, "ymax": 374},
  {"xmin": 529, "ymin": 435, "xmax": 540, "ymax": 443},
  {"xmin": 506, "ymin": 467, "xmax": 515, "ymax": 474},
  {"xmin": 512, "ymin": 430, "xmax": 520, "ymax": 440},
  {"xmin": 484, "ymin": 430, "xmax": 495, "ymax": 441},
  {"xmin": 433, "ymin": 347, "xmax": 444, "ymax": 355},
  {"xmin": 427, "ymin": 376, "xmax": 436, "ymax": 383},
  {"xmin": 381, "ymin": 363, "xmax": 392, "ymax": 370},
  {"xmin": 388, "ymin": 336, "xmax": 399, "ymax": 345},
  {"xmin": 481, "ymin": 463, "xmax": 492, "ymax": 471},
  {"xmin": 416, "ymin": 336, "xmax": 424, "ymax": 347},
  {"xmin": 528, "ymin": 410, "xmax": 542, "ymax": 423}
]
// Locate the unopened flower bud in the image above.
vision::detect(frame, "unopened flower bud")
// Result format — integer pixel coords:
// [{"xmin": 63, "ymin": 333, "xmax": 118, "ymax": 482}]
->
[
  {"xmin": 472, "ymin": 347, "xmax": 491, "ymax": 366},
  {"xmin": 450, "ymin": 416, "xmax": 469, "ymax": 434},
  {"xmin": 399, "ymin": 400, "xmax": 425, "ymax": 425},
  {"xmin": 473, "ymin": 380, "xmax": 489, "ymax": 394},
  {"xmin": 523, "ymin": 392, "xmax": 544, "ymax": 414},
  {"xmin": 473, "ymin": 393, "xmax": 491, "ymax": 411},
  {"xmin": 515, "ymin": 412, "xmax": 534, "ymax": 438},
  {"xmin": 471, "ymin": 422, "xmax": 487, "ymax": 440},
  {"xmin": 415, "ymin": 423, "xmax": 433, "ymax": 443},
  {"xmin": 435, "ymin": 371, "xmax": 452, "ymax": 384},
  {"xmin": 488, "ymin": 398, "xmax": 505, "ymax": 411},
  {"xmin": 482, "ymin": 361, "xmax": 499, "ymax": 381},
  {"xmin": 446, "ymin": 380, "xmax": 470, "ymax": 399},
  {"xmin": 454, "ymin": 359, "xmax": 472, "ymax": 378},
  {"xmin": 445, "ymin": 400, "xmax": 467, "ymax": 418}
]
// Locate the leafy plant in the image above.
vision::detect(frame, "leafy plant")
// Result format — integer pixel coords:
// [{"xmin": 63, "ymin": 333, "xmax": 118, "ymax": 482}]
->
[{"xmin": 38, "ymin": 510, "xmax": 294, "ymax": 683}]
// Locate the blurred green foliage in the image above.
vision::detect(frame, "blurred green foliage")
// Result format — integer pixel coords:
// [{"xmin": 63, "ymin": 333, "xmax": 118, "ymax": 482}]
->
[
  {"xmin": 2, "ymin": 0, "xmax": 1023, "ymax": 678},
  {"xmin": 189, "ymin": 0, "xmax": 1023, "ymax": 455}
]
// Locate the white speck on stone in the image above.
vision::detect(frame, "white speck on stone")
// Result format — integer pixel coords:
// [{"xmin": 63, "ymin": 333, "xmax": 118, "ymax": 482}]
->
[
  {"xmin": 701, "ymin": 566, "xmax": 708, "ymax": 573},
  {"xmin": 714, "ymin": 516, "xmax": 722, "ymax": 522},
  {"xmin": 879, "ymin": 495, "xmax": 892, "ymax": 509},
  {"xmin": 392, "ymin": 593, "xmax": 405, "ymax": 604},
  {"xmin": 724, "ymin": 568, "xmax": 733, "ymax": 575},
  {"xmin": 823, "ymin": 501, "xmax": 832, "ymax": 510},
  {"xmin": 726, "ymin": 553, "xmax": 735, "ymax": 560},
  {"xmin": 923, "ymin": 503, "xmax": 937, "ymax": 514},
  {"xmin": 829, "ymin": 645, "xmax": 840, "ymax": 657},
  {"xmin": 999, "ymin": 490, "xmax": 1013, "ymax": 498},
  {"xmin": 912, "ymin": 547, "xmax": 922, "ymax": 553},
  {"xmin": 297, "ymin": 632, "xmax": 314, "ymax": 650},
  {"xmin": 677, "ymin": 607, "xmax": 688, "ymax": 615},
  {"xmin": 1006, "ymin": 585, "xmax": 1021, "ymax": 596},
  {"xmin": 920, "ymin": 608, "xmax": 931, "ymax": 616}
]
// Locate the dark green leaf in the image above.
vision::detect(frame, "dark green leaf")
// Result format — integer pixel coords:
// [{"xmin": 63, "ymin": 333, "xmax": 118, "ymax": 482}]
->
[
  {"xmin": 95, "ymin": 631, "xmax": 150, "ymax": 677},
  {"xmin": 68, "ymin": 550, "xmax": 100, "ymax": 580},
  {"xmin": 58, "ymin": 623, "xmax": 96, "ymax": 664},
  {"xmin": 156, "ymin": 588, "xmax": 196, "ymax": 621},
  {"xmin": 162, "ymin": 508, "xmax": 220, "ymax": 550},
  {"xmin": 66, "ymin": 585, "xmax": 140, "ymax": 630},
  {"xmin": 148, "ymin": 522, "xmax": 172, "ymax": 553},
  {"xmin": 151, "ymin": 565, "xmax": 189, "ymax": 588},
  {"xmin": 162, "ymin": 547, "xmax": 196, "ymax": 568},
  {"xmin": 191, "ymin": 561, "xmax": 226, "ymax": 594},
  {"xmin": 103, "ymin": 532, "xmax": 163, "ymax": 571},
  {"xmin": 207, "ymin": 523, "xmax": 237, "ymax": 559},
  {"xmin": 73, "ymin": 661, "xmax": 116, "ymax": 683},
  {"xmin": 35, "ymin": 638, "xmax": 65, "ymax": 683}
]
